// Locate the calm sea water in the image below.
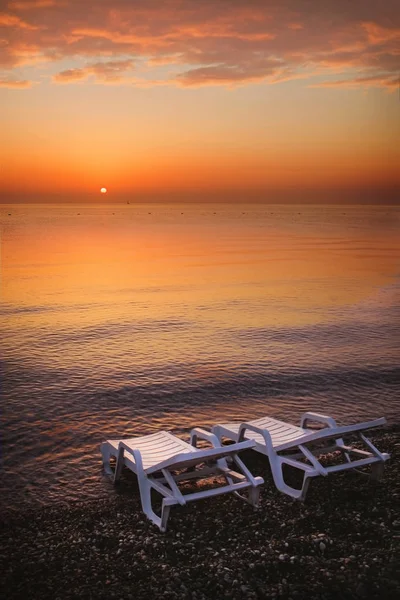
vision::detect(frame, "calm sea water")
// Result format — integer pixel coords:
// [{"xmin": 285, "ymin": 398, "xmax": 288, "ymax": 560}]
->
[{"xmin": 1, "ymin": 203, "xmax": 399, "ymax": 510}]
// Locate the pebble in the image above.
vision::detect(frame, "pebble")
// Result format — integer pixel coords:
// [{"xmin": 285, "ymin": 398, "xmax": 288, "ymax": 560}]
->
[{"xmin": 1, "ymin": 428, "xmax": 399, "ymax": 600}]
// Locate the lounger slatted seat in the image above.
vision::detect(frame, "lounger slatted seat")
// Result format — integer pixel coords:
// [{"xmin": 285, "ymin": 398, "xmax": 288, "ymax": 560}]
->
[
  {"xmin": 212, "ymin": 412, "xmax": 390, "ymax": 501},
  {"xmin": 101, "ymin": 429, "xmax": 263, "ymax": 531}
]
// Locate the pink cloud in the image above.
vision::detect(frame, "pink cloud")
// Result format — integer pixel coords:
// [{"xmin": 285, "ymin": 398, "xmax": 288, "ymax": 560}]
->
[
  {"xmin": 0, "ymin": 1, "xmax": 399, "ymax": 89},
  {"xmin": 309, "ymin": 74, "xmax": 399, "ymax": 91},
  {"xmin": 52, "ymin": 67, "xmax": 86, "ymax": 82},
  {"xmin": 0, "ymin": 76, "xmax": 33, "ymax": 87},
  {"xmin": 361, "ymin": 22, "xmax": 400, "ymax": 44},
  {"xmin": 8, "ymin": 1, "xmax": 59, "ymax": 9},
  {"xmin": 0, "ymin": 11, "xmax": 38, "ymax": 29},
  {"xmin": 53, "ymin": 59, "xmax": 135, "ymax": 83}
]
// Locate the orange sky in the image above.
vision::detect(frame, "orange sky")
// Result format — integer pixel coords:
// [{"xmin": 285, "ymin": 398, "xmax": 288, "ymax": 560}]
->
[{"xmin": 1, "ymin": 0, "xmax": 399, "ymax": 202}]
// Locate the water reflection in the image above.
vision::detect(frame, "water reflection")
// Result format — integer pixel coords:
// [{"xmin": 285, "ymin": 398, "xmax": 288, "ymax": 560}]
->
[{"xmin": 0, "ymin": 203, "xmax": 399, "ymax": 509}]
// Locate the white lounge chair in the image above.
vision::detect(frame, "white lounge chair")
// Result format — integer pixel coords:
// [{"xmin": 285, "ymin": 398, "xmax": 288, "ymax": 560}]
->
[
  {"xmin": 101, "ymin": 429, "xmax": 263, "ymax": 531},
  {"xmin": 212, "ymin": 413, "xmax": 390, "ymax": 501}
]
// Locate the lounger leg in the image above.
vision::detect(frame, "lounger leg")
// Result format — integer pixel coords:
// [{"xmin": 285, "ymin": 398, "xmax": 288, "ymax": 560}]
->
[
  {"xmin": 100, "ymin": 443, "xmax": 113, "ymax": 476},
  {"xmin": 160, "ymin": 499, "xmax": 173, "ymax": 532},
  {"xmin": 298, "ymin": 475, "xmax": 311, "ymax": 502},
  {"xmin": 136, "ymin": 479, "xmax": 164, "ymax": 530},
  {"xmin": 138, "ymin": 478, "xmax": 180, "ymax": 532},
  {"xmin": 233, "ymin": 485, "xmax": 262, "ymax": 507},
  {"xmin": 269, "ymin": 455, "xmax": 314, "ymax": 501},
  {"xmin": 248, "ymin": 485, "xmax": 260, "ymax": 507},
  {"xmin": 371, "ymin": 461, "xmax": 385, "ymax": 481},
  {"xmin": 114, "ymin": 446, "xmax": 125, "ymax": 483}
]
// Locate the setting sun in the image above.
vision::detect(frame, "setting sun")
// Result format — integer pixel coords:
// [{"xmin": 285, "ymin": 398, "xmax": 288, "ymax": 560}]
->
[{"xmin": 100, "ymin": 187, "xmax": 107, "ymax": 194}]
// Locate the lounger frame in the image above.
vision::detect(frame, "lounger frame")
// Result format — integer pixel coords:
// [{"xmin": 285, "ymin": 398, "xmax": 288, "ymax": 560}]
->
[
  {"xmin": 101, "ymin": 428, "xmax": 263, "ymax": 531},
  {"xmin": 212, "ymin": 412, "xmax": 390, "ymax": 501}
]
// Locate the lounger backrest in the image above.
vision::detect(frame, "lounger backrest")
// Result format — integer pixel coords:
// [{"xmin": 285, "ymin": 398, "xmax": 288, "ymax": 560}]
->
[
  {"xmin": 145, "ymin": 439, "xmax": 255, "ymax": 474},
  {"xmin": 275, "ymin": 417, "xmax": 386, "ymax": 452}
]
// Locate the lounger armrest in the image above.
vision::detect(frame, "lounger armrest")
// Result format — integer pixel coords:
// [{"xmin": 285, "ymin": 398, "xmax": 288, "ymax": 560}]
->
[
  {"xmin": 117, "ymin": 442, "xmax": 145, "ymax": 474},
  {"xmin": 190, "ymin": 428, "xmax": 222, "ymax": 449},
  {"xmin": 300, "ymin": 412, "xmax": 337, "ymax": 429},
  {"xmin": 238, "ymin": 423, "xmax": 274, "ymax": 452},
  {"xmin": 277, "ymin": 418, "xmax": 387, "ymax": 452}
]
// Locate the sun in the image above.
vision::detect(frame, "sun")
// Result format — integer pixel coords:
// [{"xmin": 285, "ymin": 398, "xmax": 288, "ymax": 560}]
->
[{"xmin": 100, "ymin": 187, "xmax": 107, "ymax": 194}]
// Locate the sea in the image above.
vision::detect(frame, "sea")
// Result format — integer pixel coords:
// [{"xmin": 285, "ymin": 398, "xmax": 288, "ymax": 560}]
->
[{"xmin": 1, "ymin": 202, "xmax": 399, "ymax": 511}]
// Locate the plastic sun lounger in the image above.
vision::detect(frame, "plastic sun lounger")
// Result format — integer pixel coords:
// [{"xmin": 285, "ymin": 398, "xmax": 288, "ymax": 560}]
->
[
  {"xmin": 100, "ymin": 429, "xmax": 264, "ymax": 531},
  {"xmin": 212, "ymin": 412, "xmax": 390, "ymax": 501}
]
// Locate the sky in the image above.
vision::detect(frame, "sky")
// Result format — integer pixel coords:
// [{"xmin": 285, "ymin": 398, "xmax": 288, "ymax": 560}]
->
[{"xmin": 1, "ymin": 0, "xmax": 399, "ymax": 203}]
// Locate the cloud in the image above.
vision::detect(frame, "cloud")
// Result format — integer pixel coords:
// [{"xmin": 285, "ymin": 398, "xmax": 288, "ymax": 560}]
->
[
  {"xmin": 0, "ymin": 1, "xmax": 399, "ymax": 90},
  {"xmin": 310, "ymin": 74, "xmax": 399, "ymax": 91},
  {"xmin": 8, "ymin": 1, "xmax": 59, "ymax": 9},
  {"xmin": 361, "ymin": 21, "xmax": 400, "ymax": 44},
  {"xmin": 174, "ymin": 57, "xmax": 293, "ymax": 88},
  {"xmin": 0, "ymin": 76, "xmax": 33, "ymax": 88},
  {"xmin": 52, "ymin": 59, "xmax": 135, "ymax": 83},
  {"xmin": 52, "ymin": 67, "xmax": 87, "ymax": 83},
  {"xmin": 0, "ymin": 11, "xmax": 38, "ymax": 29},
  {"xmin": 288, "ymin": 23, "xmax": 303, "ymax": 31},
  {"xmin": 175, "ymin": 65, "xmax": 269, "ymax": 87}
]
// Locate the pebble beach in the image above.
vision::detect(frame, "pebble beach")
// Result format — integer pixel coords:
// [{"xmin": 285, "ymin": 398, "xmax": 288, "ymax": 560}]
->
[{"xmin": 1, "ymin": 426, "xmax": 399, "ymax": 600}]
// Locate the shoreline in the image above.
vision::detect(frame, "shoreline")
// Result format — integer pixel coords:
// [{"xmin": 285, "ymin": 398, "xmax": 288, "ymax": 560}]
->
[{"xmin": 2, "ymin": 427, "xmax": 399, "ymax": 600}]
